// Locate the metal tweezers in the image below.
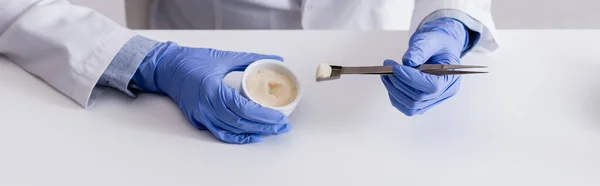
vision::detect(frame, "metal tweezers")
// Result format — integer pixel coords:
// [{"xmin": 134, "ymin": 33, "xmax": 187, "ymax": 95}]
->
[{"xmin": 316, "ymin": 64, "xmax": 487, "ymax": 82}]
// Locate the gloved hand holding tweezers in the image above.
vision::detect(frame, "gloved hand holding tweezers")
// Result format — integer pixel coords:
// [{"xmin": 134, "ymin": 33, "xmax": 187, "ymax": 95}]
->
[{"xmin": 316, "ymin": 17, "xmax": 484, "ymax": 116}]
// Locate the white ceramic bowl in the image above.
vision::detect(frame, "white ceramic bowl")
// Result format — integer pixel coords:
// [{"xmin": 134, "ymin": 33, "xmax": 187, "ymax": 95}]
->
[{"xmin": 240, "ymin": 59, "xmax": 302, "ymax": 116}]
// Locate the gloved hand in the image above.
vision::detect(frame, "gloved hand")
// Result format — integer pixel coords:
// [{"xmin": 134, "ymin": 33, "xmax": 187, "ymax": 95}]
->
[
  {"xmin": 131, "ymin": 42, "xmax": 290, "ymax": 144},
  {"xmin": 381, "ymin": 18, "xmax": 472, "ymax": 116}
]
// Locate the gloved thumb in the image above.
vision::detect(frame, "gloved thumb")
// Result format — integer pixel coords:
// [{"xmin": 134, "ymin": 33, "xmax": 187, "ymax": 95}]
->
[
  {"xmin": 383, "ymin": 59, "xmax": 400, "ymax": 66},
  {"xmin": 403, "ymin": 33, "xmax": 444, "ymax": 67}
]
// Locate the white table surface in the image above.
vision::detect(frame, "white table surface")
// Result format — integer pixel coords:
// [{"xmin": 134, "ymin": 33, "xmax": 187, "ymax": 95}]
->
[{"xmin": 1, "ymin": 30, "xmax": 600, "ymax": 186}]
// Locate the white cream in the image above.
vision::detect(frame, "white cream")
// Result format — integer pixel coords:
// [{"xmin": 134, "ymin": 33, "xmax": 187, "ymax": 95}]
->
[
  {"xmin": 316, "ymin": 64, "xmax": 332, "ymax": 79},
  {"xmin": 245, "ymin": 69, "xmax": 297, "ymax": 107}
]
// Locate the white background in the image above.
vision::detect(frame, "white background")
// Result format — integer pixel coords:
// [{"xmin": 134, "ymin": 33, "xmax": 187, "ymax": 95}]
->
[
  {"xmin": 69, "ymin": 0, "xmax": 600, "ymax": 29},
  {"xmin": 69, "ymin": 0, "xmax": 127, "ymax": 26},
  {"xmin": 492, "ymin": 0, "xmax": 598, "ymax": 29}
]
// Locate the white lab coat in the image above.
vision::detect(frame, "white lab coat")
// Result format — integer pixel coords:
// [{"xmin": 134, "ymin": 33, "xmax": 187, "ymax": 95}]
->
[{"xmin": 0, "ymin": 0, "xmax": 497, "ymax": 107}]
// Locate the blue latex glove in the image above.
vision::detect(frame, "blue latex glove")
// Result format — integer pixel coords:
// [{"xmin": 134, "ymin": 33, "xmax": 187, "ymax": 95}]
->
[
  {"xmin": 381, "ymin": 18, "xmax": 472, "ymax": 116},
  {"xmin": 131, "ymin": 42, "xmax": 290, "ymax": 144}
]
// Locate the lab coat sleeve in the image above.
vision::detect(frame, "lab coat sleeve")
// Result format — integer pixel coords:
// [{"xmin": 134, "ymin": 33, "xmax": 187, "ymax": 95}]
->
[
  {"xmin": 410, "ymin": 0, "xmax": 499, "ymax": 52},
  {"xmin": 0, "ymin": 0, "xmax": 136, "ymax": 107}
]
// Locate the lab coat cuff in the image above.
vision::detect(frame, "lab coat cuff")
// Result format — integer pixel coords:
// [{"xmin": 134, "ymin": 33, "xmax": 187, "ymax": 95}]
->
[
  {"xmin": 82, "ymin": 27, "xmax": 136, "ymax": 108},
  {"xmin": 98, "ymin": 35, "xmax": 159, "ymax": 98},
  {"xmin": 409, "ymin": 2, "xmax": 499, "ymax": 53}
]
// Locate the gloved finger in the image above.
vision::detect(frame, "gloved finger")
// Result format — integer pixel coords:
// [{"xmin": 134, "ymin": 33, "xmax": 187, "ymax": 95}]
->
[
  {"xmin": 209, "ymin": 48, "xmax": 284, "ymax": 61},
  {"xmin": 388, "ymin": 94, "xmax": 443, "ymax": 116},
  {"xmin": 392, "ymin": 65, "xmax": 459, "ymax": 96},
  {"xmin": 211, "ymin": 91, "xmax": 291, "ymax": 135},
  {"xmin": 394, "ymin": 52, "xmax": 460, "ymax": 96},
  {"xmin": 383, "ymin": 75, "xmax": 460, "ymax": 110},
  {"xmin": 385, "ymin": 59, "xmax": 442, "ymax": 94},
  {"xmin": 387, "ymin": 94, "xmax": 423, "ymax": 116},
  {"xmin": 427, "ymin": 53, "xmax": 460, "ymax": 65},
  {"xmin": 227, "ymin": 119, "xmax": 290, "ymax": 135},
  {"xmin": 220, "ymin": 83, "xmax": 289, "ymax": 125},
  {"xmin": 200, "ymin": 83, "xmax": 288, "ymax": 135},
  {"xmin": 382, "ymin": 75, "xmax": 434, "ymax": 110},
  {"xmin": 386, "ymin": 74, "xmax": 435, "ymax": 101},
  {"xmin": 204, "ymin": 109, "xmax": 289, "ymax": 136},
  {"xmin": 227, "ymin": 52, "xmax": 284, "ymax": 72},
  {"xmin": 214, "ymin": 115, "xmax": 290, "ymax": 135},
  {"xmin": 386, "ymin": 70, "xmax": 458, "ymax": 101},
  {"xmin": 383, "ymin": 60, "xmax": 435, "ymax": 100},
  {"xmin": 202, "ymin": 108, "xmax": 247, "ymax": 134},
  {"xmin": 182, "ymin": 113, "xmax": 208, "ymax": 130},
  {"xmin": 403, "ymin": 32, "xmax": 446, "ymax": 67},
  {"xmin": 192, "ymin": 111, "xmax": 262, "ymax": 144}
]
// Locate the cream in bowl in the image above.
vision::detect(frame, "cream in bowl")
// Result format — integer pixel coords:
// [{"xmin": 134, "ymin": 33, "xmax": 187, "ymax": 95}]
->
[
  {"xmin": 241, "ymin": 59, "xmax": 302, "ymax": 116},
  {"xmin": 245, "ymin": 69, "xmax": 297, "ymax": 107}
]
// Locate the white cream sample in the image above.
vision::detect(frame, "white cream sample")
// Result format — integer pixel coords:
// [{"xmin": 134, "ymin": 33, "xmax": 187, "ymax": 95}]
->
[
  {"xmin": 316, "ymin": 64, "xmax": 332, "ymax": 79},
  {"xmin": 246, "ymin": 69, "xmax": 297, "ymax": 107}
]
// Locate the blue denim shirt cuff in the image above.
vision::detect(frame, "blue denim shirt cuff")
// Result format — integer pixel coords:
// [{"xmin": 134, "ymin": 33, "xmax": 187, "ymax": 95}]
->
[{"xmin": 97, "ymin": 35, "xmax": 159, "ymax": 97}]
